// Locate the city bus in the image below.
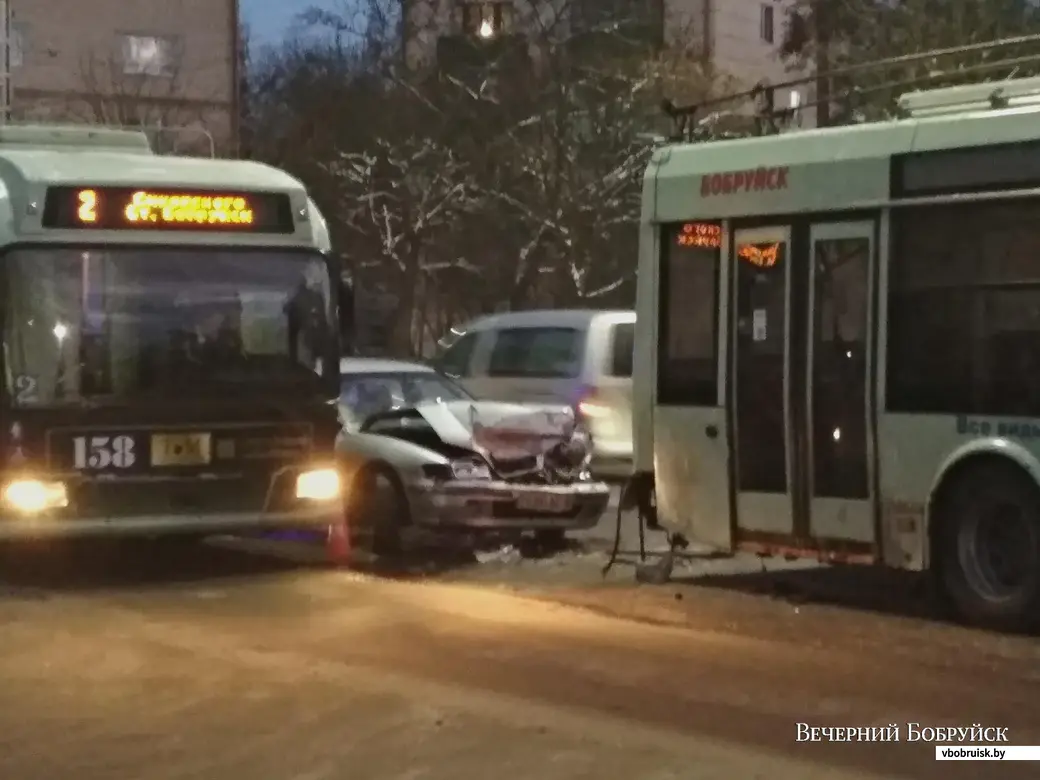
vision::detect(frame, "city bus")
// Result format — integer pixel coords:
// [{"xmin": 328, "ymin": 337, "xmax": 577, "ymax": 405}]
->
[
  {"xmin": 0, "ymin": 124, "xmax": 349, "ymax": 543},
  {"xmin": 632, "ymin": 68, "xmax": 1040, "ymax": 631}
]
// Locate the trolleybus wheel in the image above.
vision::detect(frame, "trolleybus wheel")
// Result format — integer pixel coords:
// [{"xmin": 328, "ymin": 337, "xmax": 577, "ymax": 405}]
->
[{"xmin": 937, "ymin": 462, "xmax": 1040, "ymax": 631}]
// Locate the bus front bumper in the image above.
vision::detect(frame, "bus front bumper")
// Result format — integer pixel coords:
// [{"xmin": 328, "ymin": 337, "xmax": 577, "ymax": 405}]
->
[
  {"xmin": 0, "ymin": 468, "xmax": 345, "ymax": 540},
  {"xmin": 0, "ymin": 507, "xmax": 342, "ymax": 540}
]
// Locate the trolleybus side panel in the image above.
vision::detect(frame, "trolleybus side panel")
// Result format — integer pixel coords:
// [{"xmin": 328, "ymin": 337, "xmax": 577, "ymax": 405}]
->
[{"xmin": 652, "ymin": 220, "xmax": 732, "ymax": 551}]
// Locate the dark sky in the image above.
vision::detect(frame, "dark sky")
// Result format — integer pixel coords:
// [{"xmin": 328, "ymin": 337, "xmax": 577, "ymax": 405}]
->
[{"xmin": 243, "ymin": 0, "xmax": 333, "ymax": 43}]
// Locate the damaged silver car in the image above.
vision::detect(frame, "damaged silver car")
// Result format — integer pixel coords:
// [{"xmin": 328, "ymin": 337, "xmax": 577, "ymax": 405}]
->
[{"xmin": 336, "ymin": 358, "xmax": 611, "ymax": 555}]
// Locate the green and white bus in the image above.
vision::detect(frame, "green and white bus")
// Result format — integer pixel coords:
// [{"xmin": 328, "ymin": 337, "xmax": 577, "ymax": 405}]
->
[
  {"xmin": 0, "ymin": 124, "xmax": 351, "ymax": 544},
  {"xmin": 632, "ymin": 72, "xmax": 1040, "ymax": 630}
]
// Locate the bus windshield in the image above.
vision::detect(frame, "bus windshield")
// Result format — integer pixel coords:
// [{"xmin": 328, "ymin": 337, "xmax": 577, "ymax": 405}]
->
[{"xmin": 3, "ymin": 246, "xmax": 334, "ymax": 405}]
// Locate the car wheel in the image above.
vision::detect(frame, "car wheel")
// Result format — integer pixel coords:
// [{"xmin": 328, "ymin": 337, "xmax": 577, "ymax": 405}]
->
[
  {"xmin": 349, "ymin": 465, "xmax": 408, "ymax": 558},
  {"xmin": 937, "ymin": 461, "xmax": 1040, "ymax": 631}
]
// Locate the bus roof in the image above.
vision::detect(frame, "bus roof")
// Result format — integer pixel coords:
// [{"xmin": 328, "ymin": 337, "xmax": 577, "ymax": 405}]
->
[
  {"xmin": 647, "ymin": 99, "xmax": 1040, "ymax": 222},
  {"xmin": 0, "ymin": 124, "xmax": 326, "ymax": 250},
  {"xmin": 0, "ymin": 123, "xmax": 153, "ymax": 152},
  {"xmin": 0, "ymin": 148, "xmax": 304, "ymax": 195}
]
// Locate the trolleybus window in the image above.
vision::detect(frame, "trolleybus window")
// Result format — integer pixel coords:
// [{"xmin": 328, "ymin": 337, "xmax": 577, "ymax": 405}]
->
[
  {"xmin": 658, "ymin": 222, "xmax": 720, "ymax": 405},
  {"xmin": 895, "ymin": 141, "xmax": 1040, "ymax": 197},
  {"xmin": 888, "ymin": 199, "xmax": 1040, "ymax": 416},
  {"xmin": 3, "ymin": 247, "xmax": 334, "ymax": 405}
]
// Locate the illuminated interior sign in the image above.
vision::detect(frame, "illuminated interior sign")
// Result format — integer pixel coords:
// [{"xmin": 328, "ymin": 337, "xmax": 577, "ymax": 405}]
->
[
  {"xmin": 41, "ymin": 186, "xmax": 295, "ymax": 233},
  {"xmin": 738, "ymin": 242, "xmax": 781, "ymax": 268},
  {"xmin": 676, "ymin": 222, "xmax": 721, "ymax": 248}
]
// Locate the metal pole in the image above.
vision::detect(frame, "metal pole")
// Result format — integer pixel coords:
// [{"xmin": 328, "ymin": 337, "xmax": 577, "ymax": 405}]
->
[{"xmin": 0, "ymin": 0, "xmax": 11, "ymax": 123}]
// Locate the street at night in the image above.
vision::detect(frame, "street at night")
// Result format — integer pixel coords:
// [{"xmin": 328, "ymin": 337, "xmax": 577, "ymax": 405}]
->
[
  {"xmin": 6, "ymin": 3, "xmax": 1040, "ymax": 780},
  {"xmin": 0, "ymin": 526, "xmax": 1037, "ymax": 780}
]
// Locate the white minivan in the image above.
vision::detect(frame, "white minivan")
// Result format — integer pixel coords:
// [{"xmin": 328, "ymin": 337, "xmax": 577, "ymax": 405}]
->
[{"xmin": 432, "ymin": 310, "xmax": 635, "ymax": 480}]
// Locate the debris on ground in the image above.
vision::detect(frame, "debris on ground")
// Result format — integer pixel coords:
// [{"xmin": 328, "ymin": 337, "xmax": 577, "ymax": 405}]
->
[{"xmin": 474, "ymin": 545, "xmax": 522, "ymax": 565}]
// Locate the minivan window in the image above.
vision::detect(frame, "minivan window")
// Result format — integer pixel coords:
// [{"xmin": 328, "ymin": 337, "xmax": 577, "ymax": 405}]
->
[
  {"xmin": 437, "ymin": 331, "xmax": 478, "ymax": 377},
  {"xmin": 608, "ymin": 322, "xmax": 634, "ymax": 377},
  {"xmin": 487, "ymin": 327, "xmax": 582, "ymax": 378}
]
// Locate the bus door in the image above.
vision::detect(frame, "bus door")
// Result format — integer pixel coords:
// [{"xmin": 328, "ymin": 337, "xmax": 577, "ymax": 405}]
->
[
  {"xmin": 731, "ymin": 226, "xmax": 796, "ymax": 537},
  {"xmin": 804, "ymin": 221, "xmax": 875, "ymax": 545},
  {"xmin": 731, "ymin": 221, "xmax": 876, "ymax": 548}
]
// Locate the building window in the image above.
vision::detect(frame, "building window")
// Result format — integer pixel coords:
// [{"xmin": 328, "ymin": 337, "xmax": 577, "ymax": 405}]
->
[
  {"xmin": 760, "ymin": 4, "xmax": 775, "ymax": 44},
  {"xmin": 457, "ymin": 2, "xmax": 514, "ymax": 40},
  {"xmin": 10, "ymin": 22, "xmax": 27, "ymax": 68},
  {"xmin": 120, "ymin": 34, "xmax": 179, "ymax": 76}
]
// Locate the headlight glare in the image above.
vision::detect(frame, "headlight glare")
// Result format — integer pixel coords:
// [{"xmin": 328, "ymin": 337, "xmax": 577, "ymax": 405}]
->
[
  {"xmin": 295, "ymin": 468, "xmax": 341, "ymax": 501},
  {"xmin": 2, "ymin": 479, "xmax": 69, "ymax": 513}
]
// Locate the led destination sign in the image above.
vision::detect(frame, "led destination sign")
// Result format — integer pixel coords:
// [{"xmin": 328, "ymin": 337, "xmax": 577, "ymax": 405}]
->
[
  {"xmin": 41, "ymin": 186, "xmax": 295, "ymax": 233},
  {"xmin": 675, "ymin": 222, "xmax": 721, "ymax": 249}
]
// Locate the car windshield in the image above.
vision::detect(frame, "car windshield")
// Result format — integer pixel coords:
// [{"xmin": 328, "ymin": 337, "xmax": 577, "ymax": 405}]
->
[
  {"xmin": 4, "ymin": 247, "xmax": 334, "ymax": 405},
  {"xmin": 339, "ymin": 370, "xmax": 472, "ymax": 425}
]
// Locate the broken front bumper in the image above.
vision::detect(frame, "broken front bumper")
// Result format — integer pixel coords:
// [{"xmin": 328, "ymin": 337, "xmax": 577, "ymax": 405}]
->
[{"xmin": 405, "ymin": 478, "xmax": 611, "ymax": 532}]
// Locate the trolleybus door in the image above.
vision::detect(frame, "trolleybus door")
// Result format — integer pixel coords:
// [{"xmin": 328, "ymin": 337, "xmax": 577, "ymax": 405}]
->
[
  {"xmin": 731, "ymin": 226, "xmax": 796, "ymax": 536},
  {"xmin": 805, "ymin": 221, "xmax": 875, "ymax": 544}
]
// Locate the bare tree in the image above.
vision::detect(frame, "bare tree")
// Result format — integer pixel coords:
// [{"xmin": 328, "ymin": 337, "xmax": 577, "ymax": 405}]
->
[
  {"xmin": 782, "ymin": 0, "xmax": 1040, "ymax": 124},
  {"xmin": 327, "ymin": 135, "xmax": 482, "ymax": 354},
  {"xmin": 247, "ymin": 0, "xmax": 730, "ymax": 354},
  {"xmin": 435, "ymin": 2, "xmax": 722, "ymax": 308}
]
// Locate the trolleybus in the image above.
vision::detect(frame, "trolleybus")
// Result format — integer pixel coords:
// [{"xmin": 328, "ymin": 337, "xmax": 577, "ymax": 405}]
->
[{"xmin": 633, "ymin": 46, "xmax": 1040, "ymax": 630}]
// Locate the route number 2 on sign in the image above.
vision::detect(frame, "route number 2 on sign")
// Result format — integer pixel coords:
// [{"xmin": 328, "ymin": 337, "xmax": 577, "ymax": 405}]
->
[{"xmin": 73, "ymin": 435, "xmax": 136, "ymax": 469}]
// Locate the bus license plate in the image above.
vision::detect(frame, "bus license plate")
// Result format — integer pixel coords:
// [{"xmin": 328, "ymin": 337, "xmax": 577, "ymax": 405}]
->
[
  {"xmin": 517, "ymin": 492, "xmax": 573, "ymax": 514},
  {"xmin": 151, "ymin": 433, "xmax": 212, "ymax": 466}
]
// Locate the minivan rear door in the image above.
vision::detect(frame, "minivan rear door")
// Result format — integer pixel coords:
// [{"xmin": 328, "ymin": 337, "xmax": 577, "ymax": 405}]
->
[{"xmin": 584, "ymin": 318, "xmax": 634, "ymax": 459}]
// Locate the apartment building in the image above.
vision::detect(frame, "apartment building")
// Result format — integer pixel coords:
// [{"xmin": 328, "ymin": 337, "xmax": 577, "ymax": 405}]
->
[
  {"xmin": 406, "ymin": 0, "xmax": 807, "ymax": 120},
  {"xmin": 672, "ymin": 0, "xmax": 810, "ymax": 125},
  {"xmin": 2, "ymin": 0, "xmax": 240, "ymax": 154}
]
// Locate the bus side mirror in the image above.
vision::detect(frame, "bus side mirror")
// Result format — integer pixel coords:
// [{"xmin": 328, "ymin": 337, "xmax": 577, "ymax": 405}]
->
[{"xmin": 338, "ymin": 279, "xmax": 355, "ymax": 354}]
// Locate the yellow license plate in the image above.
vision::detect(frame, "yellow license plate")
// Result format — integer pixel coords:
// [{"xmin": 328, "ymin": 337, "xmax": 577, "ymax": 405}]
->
[{"xmin": 150, "ymin": 433, "xmax": 212, "ymax": 466}]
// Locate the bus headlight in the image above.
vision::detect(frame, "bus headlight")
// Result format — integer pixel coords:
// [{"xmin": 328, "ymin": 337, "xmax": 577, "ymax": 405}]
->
[
  {"xmin": 295, "ymin": 468, "xmax": 341, "ymax": 501},
  {"xmin": 2, "ymin": 479, "xmax": 69, "ymax": 513}
]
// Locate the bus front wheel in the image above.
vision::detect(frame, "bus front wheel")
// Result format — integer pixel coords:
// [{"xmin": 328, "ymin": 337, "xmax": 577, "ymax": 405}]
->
[{"xmin": 936, "ymin": 462, "xmax": 1040, "ymax": 632}]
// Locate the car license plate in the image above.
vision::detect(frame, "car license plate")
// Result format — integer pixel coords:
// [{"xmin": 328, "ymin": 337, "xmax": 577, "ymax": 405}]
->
[
  {"xmin": 150, "ymin": 433, "xmax": 212, "ymax": 466},
  {"xmin": 517, "ymin": 492, "xmax": 573, "ymax": 513}
]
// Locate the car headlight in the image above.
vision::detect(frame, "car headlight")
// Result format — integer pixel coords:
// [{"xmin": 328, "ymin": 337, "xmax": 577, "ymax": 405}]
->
[
  {"xmin": 2, "ymin": 479, "xmax": 69, "ymax": 514},
  {"xmin": 295, "ymin": 468, "xmax": 341, "ymax": 501},
  {"xmin": 450, "ymin": 457, "xmax": 491, "ymax": 481}
]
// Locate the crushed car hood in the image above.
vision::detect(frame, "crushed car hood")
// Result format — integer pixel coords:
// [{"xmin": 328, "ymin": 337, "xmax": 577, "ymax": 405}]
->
[{"xmin": 413, "ymin": 400, "xmax": 577, "ymax": 460}]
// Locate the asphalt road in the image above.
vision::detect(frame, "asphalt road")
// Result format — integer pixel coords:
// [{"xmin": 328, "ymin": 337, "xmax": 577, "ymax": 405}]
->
[{"xmin": 0, "ymin": 537, "xmax": 1038, "ymax": 780}]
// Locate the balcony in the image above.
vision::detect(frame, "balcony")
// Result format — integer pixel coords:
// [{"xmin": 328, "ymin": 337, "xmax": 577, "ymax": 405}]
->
[{"xmin": 436, "ymin": 31, "xmax": 528, "ymax": 76}]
